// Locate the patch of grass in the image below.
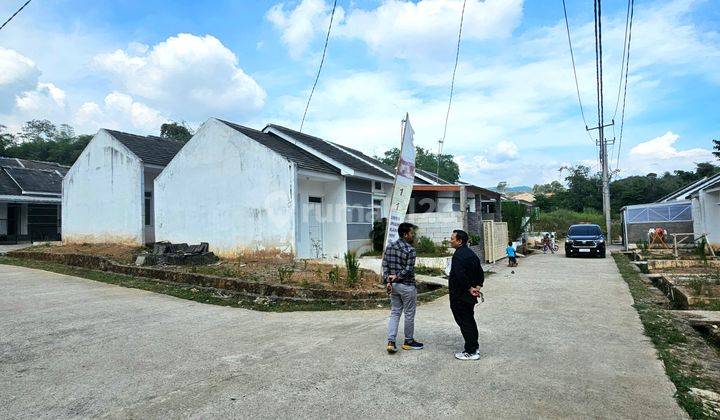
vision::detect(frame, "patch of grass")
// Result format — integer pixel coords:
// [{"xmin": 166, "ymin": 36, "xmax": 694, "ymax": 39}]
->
[
  {"xmin": 1, "ymin": 256, "xmax": 448, "ymax": 312},
  {"xmin": 613, "ymin": 253, "xmax": 717, "ymax": 418}
]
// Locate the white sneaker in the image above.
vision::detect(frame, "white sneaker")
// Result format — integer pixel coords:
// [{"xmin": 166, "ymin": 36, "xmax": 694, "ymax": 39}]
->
[{"xmin": 454, "ymin": 351, "xmax": 480, "ymax": 361}]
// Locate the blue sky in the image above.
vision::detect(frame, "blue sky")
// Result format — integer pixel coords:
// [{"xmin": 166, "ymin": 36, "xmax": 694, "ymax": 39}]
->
[{"xmin": 1, "ymin": 0, "xmax": 718, "ymax": 187}]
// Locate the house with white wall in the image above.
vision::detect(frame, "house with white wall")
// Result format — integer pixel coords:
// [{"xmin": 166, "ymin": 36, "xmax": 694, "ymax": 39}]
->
[
  {"xmin": 155, "ymin": 119, "xmax": 399, "ymax": 258},
  {"xmin": 0, "ymin": 157, "xmax": 67, "ymax": 243},
  {"xmin": 686, "ymin": 173, "xmax": 720, "ymax": 245},
  {"xmin": 308, "ymin": 139, "xmax": 503, "ymax": 242},
  {"xmin": 62, "ymin": 129, "xmax": 184, "ymax": 245}
]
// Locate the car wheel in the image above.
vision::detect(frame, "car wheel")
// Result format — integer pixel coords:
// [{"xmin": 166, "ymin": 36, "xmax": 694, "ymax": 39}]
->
[{"xmin": 599, "ymin": 250, "xmax": 606, "ymax": 258}]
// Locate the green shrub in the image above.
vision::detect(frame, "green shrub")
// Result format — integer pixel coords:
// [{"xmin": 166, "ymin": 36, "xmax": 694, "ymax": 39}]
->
[
  {"xmin": 344, "ymin": 252, "xmax": 359, "ymax": 286},
  {"xmin": 415, "ymin": 236, "xmax": 436, "ymax": 254},
  {"xmin": 535, "ymin": 209, "xmax": 606, "ymax": 238},
  {"xmin": 277, "ymin": 265, "xmax": 293, "ymax": 283},
  {"xmin": 469, "ymin": 234, "xmax": 481, "ymax": 246},
  {"xmin": 327, "ymin": 266, "xmax": 340, "ymax": 284},
  {"xmin": 502, "ymin": 201, "xmax": 535, "ymax": 240}
]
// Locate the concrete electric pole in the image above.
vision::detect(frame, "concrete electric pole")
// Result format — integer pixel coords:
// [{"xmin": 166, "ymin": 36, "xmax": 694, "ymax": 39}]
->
[{"xmin": 589, "ymin": 0, "xmax": 613, "ymax": 242}]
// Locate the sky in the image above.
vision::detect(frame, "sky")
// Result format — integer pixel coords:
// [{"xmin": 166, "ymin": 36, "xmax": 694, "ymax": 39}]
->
[{"xmin": 1, "ymin": 0, "xmax": 719, "ymax": 187}]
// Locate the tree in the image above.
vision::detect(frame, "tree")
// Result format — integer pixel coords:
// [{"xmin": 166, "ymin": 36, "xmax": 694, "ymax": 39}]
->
[
  {"xmin": 502, "ymin": 201, "xmax": 534, "ymax": 240},
  {"xmin": 713, "ymin": 139, "xmax": 720, "ymax": 159},
  {"xmin": 18, "ymin": 119, "xmax": 59, "ymax": 143},
  {"xmin": 532, "ymin": 181, "xmax": 565, "ymax": 194},
  {"xmin": 160, "ymin": 122, "xmax": 193, "ymax": 142},
  {"xmin": 376, "ymin": 146, "xmax": 460, "ymax": 183},
  {"xmin": 0, "ymin": 125, "xmax": 14, "ymax": 155},
  {"xmin": 1, "ymin": 120, "xmax": 92, "ymax": 165},
  {"xmin": 495, "ymin": 181, "xmax": 508, "ymax": 194},
  {"xmin": 556, "ymin": 165, "xmax": 603, "ymax": 212}
]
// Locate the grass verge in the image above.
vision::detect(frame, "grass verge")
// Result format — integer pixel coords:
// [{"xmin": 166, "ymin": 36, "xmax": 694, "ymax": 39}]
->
[
  {"xmin": 0, "ymin": 256, "xmax": 447, "ymax": 312},
  {"xmin": 613, "ymin": 252, "xmax": 719, "ymax": 419}
]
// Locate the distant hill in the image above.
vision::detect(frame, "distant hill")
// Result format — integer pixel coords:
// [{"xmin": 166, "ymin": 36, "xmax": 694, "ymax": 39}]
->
[{"xmin": 485, "ymin": 185, "xmax": 533, "ymax": 193}]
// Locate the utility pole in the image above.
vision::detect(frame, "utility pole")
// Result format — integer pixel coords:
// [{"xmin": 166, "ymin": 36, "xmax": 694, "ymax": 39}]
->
[{"xmin": 589, "ymin": 0, "xmax": 613, "ymax": 242}]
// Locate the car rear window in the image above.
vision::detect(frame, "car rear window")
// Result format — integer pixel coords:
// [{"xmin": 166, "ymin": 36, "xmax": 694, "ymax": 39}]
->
[{"xmin": 568, "ymin": 225, "xmax": 602, "ymax": 236}]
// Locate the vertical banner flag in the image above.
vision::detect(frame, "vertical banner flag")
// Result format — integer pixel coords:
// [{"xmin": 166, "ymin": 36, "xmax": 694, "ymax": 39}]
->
[{"xmin": 384, "ymin": 113, "xmax": 416, "ymax": 248}]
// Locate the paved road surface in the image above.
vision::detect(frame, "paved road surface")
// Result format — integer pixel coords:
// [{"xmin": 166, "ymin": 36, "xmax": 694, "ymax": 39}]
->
[{"xmin": 0, "ymin": 252, "xmax": 686, "ymax": 419}]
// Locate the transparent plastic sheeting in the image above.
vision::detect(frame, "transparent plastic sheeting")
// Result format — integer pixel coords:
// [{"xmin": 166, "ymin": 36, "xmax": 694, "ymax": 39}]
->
[{"xmin": 625, "ymin": 203, "xmax": 692, "ymax": 224}]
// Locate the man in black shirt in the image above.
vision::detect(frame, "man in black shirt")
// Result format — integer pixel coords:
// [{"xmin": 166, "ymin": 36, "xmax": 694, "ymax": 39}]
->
[{"xmin": 448, "ymin": 229, "xmax": 484, "ymax": 360}]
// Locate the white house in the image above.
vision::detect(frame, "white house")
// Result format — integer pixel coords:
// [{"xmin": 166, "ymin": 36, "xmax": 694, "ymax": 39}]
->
[
  {"xmin": 687, "ymin": 173, "xmax": 720, "ymax": 245},
  {"xmin": 0, "ymin": 157, "xmax": 67, "ymax": 243},
  {"xmin": 62, "ymin": 129, "xmax": 184, "ymax": 245},
  {"xmin": 154, "ymin": 118, "xmax": 401, "ymax": 258}
]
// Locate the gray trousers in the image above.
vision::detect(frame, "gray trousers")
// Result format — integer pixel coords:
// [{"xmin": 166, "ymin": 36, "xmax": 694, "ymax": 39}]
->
[{"xmin": 386, "ymin": 283, "xmax": 417, "ymax": 342}]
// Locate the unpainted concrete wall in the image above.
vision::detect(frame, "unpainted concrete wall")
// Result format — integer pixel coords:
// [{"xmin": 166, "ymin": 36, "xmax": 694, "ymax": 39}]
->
[
  {"xmin": 62, "ymin": 130, "xmax": 144, "ymax": 245},
  {"xmin": 405, "ymin": 212, "xmax": 464, "ymax": 244},
  {"xmin": 154, "ymin": 118, "xmax": 296, "ymax": 257}
]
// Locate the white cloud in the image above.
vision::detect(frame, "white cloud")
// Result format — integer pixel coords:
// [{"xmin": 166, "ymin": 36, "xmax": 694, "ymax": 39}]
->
[
  {"xmin": 268, "ymin": 0, "xmax": 720, "ymax": 189},
  {"xmin": 267, "ymin": 0, "xmax": 344, "ymax": 59},
  {"xmin": 74, "ymin": 92, "xmax": 168, "ymax": 134},
  {"xmin": 267, "ymin": 0, "xmax": 523, "ymax": 61},
  {"xmin": 337, "ymin": 0, "xmax": 523, "ymax": 60},
  {"xmin": 15, "ymin": 82, "xmax": 67, "ymax": 113},
  {"xmin": 0, "ymin": 47, "xmax": 41, "ymax": 112},
  {"xmin": 92, "ymin": 33, "xmax": 266, "ymax": 119},
  {"xmin": 624, "ymin": 131, "xmax": 714, "ymax": 175}
]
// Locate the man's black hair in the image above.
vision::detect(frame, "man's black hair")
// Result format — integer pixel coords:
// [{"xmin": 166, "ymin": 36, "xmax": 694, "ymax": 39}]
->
[
  {"xmin": 452, "ymin": 229, "xmax": 469, "ymax": 245},
  {"xmin": 398, "ymin": 222, "xmax": 416, "ymax": 238},
  {"xmin": 508, "ymin": 241, "xmax": 513, "ymax": 246}
]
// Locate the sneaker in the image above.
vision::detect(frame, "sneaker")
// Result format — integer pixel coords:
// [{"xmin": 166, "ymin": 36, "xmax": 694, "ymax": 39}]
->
[
  {"xmin": 454, "ymin": 351, "xmax": 480, "ymax": 361},
  {"xmin": 386, "ymin": 341, "xmax": 398, "ymax": 354},
  {"xmin": 402, "ymin": 339, "xmax": 424, "ymax": 350}
]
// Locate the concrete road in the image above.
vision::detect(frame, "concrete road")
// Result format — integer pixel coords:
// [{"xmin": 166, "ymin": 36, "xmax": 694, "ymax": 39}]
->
[{"xmin": 1, "ymin": 252, "xmax": 686, "ymax": 419}]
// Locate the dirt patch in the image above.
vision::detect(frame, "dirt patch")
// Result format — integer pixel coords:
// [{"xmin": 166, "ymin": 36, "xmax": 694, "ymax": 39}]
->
[
  {"xmin": 24, "ymin": 243, "xmax": 143, "ymax": 265},
  {"xmin": 179, "ymin": 258, "xmax": 382, "ymax": 292},
  {"xmin": 12, "ymin": 246, "xmax": 384, "ymax": 294}
]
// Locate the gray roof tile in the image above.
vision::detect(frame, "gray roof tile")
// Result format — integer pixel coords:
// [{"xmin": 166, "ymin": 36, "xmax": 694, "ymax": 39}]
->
[
  {"xmin": 219, "ymin": 120, "xmax": 340, "ymax": 175},
  {"xmin": 0, "ymin": 156, "xmax": 67, "ymax": 196},
  {"xmin": 4, "ymin": 167, "xmax": 63, "ymax": 194},
  {"xmin": 266, "ymin": 124, "xmax": 393, "ymax": 180},
  {"xmin": 106, "ymin": 130, "xmax": 185, "ymax": 167}
]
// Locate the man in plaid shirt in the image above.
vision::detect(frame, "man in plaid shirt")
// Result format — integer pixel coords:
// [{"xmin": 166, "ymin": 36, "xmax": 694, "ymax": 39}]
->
[{"xmin": 383, "ymin": 222, "xmax": 424, "ymax": 353}]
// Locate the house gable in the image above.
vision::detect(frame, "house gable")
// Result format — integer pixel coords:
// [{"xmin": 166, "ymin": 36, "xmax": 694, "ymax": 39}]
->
[
  {"xmin": 154, "ymin": 118, "xmax": 297, "ymax": 256},
  {"xmin": 62, "ymin": 129, "xmax": 145, "ymax": 245}
]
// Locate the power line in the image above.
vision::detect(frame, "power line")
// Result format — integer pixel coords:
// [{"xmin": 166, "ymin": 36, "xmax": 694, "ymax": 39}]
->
[
  {"xmin": 612, "ymin": 0, "xmax": 631, "ymax": 120},
  {"xmin": 561, "ymin": 0, "xmax": 595, "ymax": 143},
  {"xmin": 436, "ymin": 0, "xmax": 467, "ymax": 182},
  {"xmin": 0, "ymin": 0, "xmax": 32, "ymax": 32},
  {"xmin": 615, "ymin": 0, "xmax": 634, "ymax": 171},
  {"xmin": 299, "ymin": 0, "xmax": 338, "ymax": 133}
]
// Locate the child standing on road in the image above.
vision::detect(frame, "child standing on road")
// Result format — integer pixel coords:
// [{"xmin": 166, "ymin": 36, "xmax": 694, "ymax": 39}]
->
[{"xmin": 507, "ymin": 241, "xmax": 518, "ymax": 267}]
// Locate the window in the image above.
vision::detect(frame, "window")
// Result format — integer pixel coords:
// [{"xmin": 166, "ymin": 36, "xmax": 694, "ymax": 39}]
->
[
  {"xmin": 452, "ymin": 197, "xmax": 461, "ymax": 212},
  {"xmin": 374, "ymin": 181, "xmax": 382, "ymax": 190},
  {"xmin": 144, "ymin": 192, "xmax": 152, "ymax": 226},
  {"xmin": 568, "ymin": 225, "xmax": 602, "ymax": 236},
  {"xmin": 373, "ymin": 199, "xmax": 383, "ymax": 223}
]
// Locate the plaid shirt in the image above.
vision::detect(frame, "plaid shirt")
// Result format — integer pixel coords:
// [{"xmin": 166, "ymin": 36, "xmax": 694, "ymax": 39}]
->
[{"xmin": 382, "ymin": 239, "xmax": 416, "ymax": 284}]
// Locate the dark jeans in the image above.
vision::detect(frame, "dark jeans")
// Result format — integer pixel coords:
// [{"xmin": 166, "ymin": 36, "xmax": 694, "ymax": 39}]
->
[{"xmin": 450, "ymin": 299, "xmax": 479, "ymax": 353}]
